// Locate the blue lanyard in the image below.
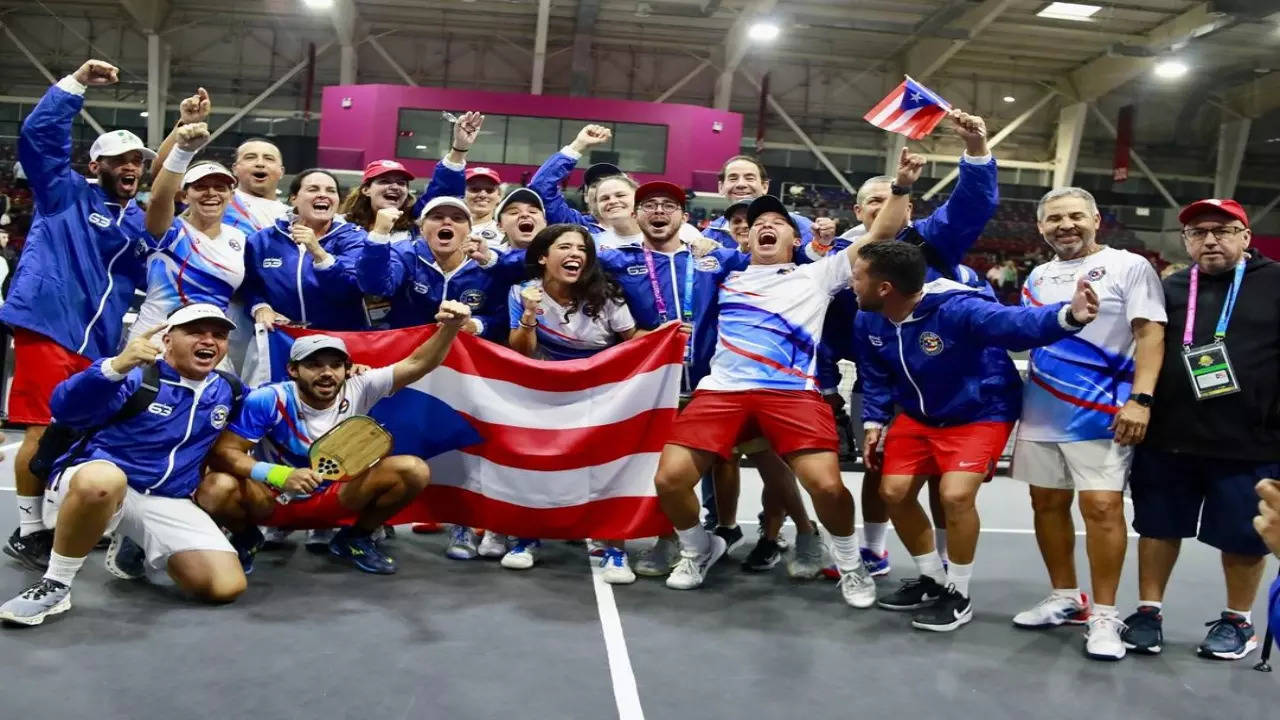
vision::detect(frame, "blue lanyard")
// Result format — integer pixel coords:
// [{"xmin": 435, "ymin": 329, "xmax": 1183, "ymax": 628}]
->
[
  {"xmin": 642, "ymin": 247, "xmax": 695, "ymax": 323},
  {"xmin": 1184, "ymin": 260, "xmax": 1244, "ymax": 346}
]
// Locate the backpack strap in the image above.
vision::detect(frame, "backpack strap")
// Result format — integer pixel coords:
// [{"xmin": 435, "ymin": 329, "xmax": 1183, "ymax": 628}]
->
[
  {"xmin": 212, "ymin": 369, "xmax": 245, "ymax": 411},
  {"xmin": 109, "ymin": 363, "xmax": 163, "ymax": 424}
]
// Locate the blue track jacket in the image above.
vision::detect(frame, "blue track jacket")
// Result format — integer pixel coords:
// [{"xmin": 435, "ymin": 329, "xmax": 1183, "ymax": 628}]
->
[{"xmin": 242, "ymin": 217, "xmax": 369, "ymax": 330}]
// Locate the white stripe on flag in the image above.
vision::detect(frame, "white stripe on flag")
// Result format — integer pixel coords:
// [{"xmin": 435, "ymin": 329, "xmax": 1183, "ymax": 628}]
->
[
  {"xmin": 429, "ymin": 450, "xmax": 660, "ymax": 508},
  {"xmin": 412, "ymin": 363, "xmax": 681, "ymax": 430},
  {"xmin": 883, "ymin": 106, "xmax": 922, "ymax": 133},
  {"xmin": 867, "ymin": 90, "xmax": 905, "ymax": 127}
]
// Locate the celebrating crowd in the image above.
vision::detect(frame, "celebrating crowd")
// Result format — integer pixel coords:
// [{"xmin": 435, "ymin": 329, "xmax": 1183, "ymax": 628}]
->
[{"xmin": 1, "ymin": 60, "xmax": 1277, "ymax": 667}]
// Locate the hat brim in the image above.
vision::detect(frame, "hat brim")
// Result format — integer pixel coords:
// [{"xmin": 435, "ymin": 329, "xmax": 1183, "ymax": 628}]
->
[
  {"xmin": 635, "ymin": 181, "xmax": 687, "ymax": 207},
  {"xmin": 96, "ymin": 147, "xmax": 158, "ymax": 162},
  {"xmin": 1177, "ymin": 200, "xmax": 1249, "ymax": 227},
  {"xmin": 168, "ymin": 316, "xmax": 237, "ymax": 332}
]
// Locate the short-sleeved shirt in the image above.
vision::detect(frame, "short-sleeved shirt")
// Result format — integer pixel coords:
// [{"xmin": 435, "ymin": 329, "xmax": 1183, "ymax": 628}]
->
[
  {"xmin": 130, "ymin": 218, "xmax": 246, "ymax": 340},
  {"xmin": 228, "ymin": 366, "xmax": 396, "ymax": 494},
  {"xmin": 700, "ymin": 248, "xmax": 853, "ymax": 392},
  {"xmin": 1018, "ymin": 246, "xmax": 1167, "ymax": 442},
  {"xmin": 507, "ymin": 279, "xmax": 636, "ymax": 361}
]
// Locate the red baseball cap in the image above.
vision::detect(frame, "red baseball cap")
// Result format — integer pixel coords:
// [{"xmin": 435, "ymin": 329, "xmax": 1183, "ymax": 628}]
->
[
  {"xmin": 1178, "ymin": 198, "xmax": 1249, "ymax": 228},
  {"xmin": 465, "ymin": 167, "xmax": 502, "ymax": 185},
  {"xmin": 362, "ymin": 159, "xmax": 414, "ymax": 184},
  {"xmin": 635, "ymin": 181, "xmax": 686, "ymax": 208}
]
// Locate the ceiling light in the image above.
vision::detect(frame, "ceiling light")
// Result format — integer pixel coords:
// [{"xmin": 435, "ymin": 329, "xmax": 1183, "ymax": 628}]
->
[
  {"xmin": 747, "ymin": 21, "xmax": 780, "ymax": 42},
  {"xmin": 415, "ymin": 145, "xmax": 428, "ymax": 150},
  {"xmin": 1154, "ymin": 59, "xmax": 1188, "ymax": 79},
  {"xmin": 302, "ymin": 0, "xmax": 333, "ymax": 9},
  {"xmin": 1002, "ymin": 95, "xmax": 1016, "ymax": 103},
  {"xmin": 1036, "ymin": 2, "xmax": 1101, "ymax": 21}
]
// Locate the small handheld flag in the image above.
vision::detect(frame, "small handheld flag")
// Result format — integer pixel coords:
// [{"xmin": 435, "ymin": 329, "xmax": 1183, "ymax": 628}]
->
[{"xmin": 864, "ymin": 76, "xmax": 952, "ymax": 140}]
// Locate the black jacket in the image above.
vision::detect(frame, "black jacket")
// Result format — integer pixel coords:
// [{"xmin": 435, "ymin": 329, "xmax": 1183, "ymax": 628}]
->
[{"xmin": 1144, "ymin": 251, "xmax": 1280, "ymax": 462}]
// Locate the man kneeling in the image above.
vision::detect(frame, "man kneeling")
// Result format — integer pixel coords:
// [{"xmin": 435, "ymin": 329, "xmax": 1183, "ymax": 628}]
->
[
  {"xmin": 199, "ymin": 301, "xmax": 471, "ymax": 574},
  {"xmin": 0, "ymin": 304, "xmax": 247, "ymax": 626}
]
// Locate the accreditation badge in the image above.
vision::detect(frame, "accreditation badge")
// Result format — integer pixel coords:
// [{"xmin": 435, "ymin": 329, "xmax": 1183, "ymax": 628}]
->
[{"xmin": 1181, "ymin": 341, "xmax": 1241, "ymax": 400}]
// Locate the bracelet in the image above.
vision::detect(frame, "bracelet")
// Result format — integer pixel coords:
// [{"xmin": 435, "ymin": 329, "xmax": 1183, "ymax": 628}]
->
[
  {"xmin": 451, "ymin": 145, "xmax": 468, "ymax": 153},
  {"xmin": 163, "ymin": 147, "xmax": 196, "ymax": 175},
  {"xmin": 519, "ymin": 320, "xmax": 538, "ymax": 329},
  {"xmin": 890, "ymin": 183, "xmax": 912, "ymax": 196}
]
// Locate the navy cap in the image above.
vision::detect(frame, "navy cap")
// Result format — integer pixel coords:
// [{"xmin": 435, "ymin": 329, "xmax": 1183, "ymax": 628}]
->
[{"xmin": 745, "ymin": 195, "xmax": 798, "ymax": 232}]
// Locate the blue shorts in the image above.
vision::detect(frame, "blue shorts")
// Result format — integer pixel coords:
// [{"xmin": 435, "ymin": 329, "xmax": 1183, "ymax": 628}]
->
[{"xmin": 1129, "ymin": 447, "xmax": 1275, "ymax": 556}]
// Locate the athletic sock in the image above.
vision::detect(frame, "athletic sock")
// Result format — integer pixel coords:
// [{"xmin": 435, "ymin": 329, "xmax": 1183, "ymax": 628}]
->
[
  {"xmin": 934, "ymin": 528, "xmax": 949, "ymax": 563},
  {"xmin": 43, "ymin": 551, "xmax": 85, "ymax": 587},
  {"xmin": 861, "ymin": 521, "xmax": 889, "ymax": 555},
  {"xmin": 1138, "ymin": 600, "xmax": 1163, "ymax": 610},
  {"xmin": 675, "ymin": 525, "xmax": 712, "ymax": 557},
  {"xmin": 828, "ymin": 532, "xmax": 860, "ymax": 570},
  {"xmin": 16, "ymin": 495, "xmax": 44, "ymax": 537},
  {"xmin": 716, "ymin": 523, "xmax": 739, "ymax": 532},
  {"xmin": 913, "ymin": 551, "xmax": 947, "ymax": 586},
  {"xmin": 947, "ymin": 561, "xmax": 974, "ymax": 598},
  {"xmin": 1226, "ymin": 607, "xmax": 1252, "ymax": 623},
  {"xmin": 1093, "ymin": 604, "xmax": 1118, "ymax": 617},
  {"xmin": 1051, "ymin": 587, "xmax": 1082, "ymax": 602}
]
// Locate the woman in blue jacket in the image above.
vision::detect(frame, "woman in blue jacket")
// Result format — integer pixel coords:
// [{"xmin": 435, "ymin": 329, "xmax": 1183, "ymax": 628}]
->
[{"xmin": 242, "ymin": 169, "xmax": 369, "ymax": 331}]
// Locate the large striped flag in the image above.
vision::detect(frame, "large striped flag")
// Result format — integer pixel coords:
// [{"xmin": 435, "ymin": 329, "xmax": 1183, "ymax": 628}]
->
[
  {"xmin": 248, "ymin": 324, "xmax": 681, "ymax": 539},
  {"xmin": 863, "ymin": 76, "xmax": 952, "ymax": 140}
]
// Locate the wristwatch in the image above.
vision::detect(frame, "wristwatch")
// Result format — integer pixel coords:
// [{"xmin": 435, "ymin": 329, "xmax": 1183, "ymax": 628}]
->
[
  {"xmin": 890, "ymin": 183, "xmax": 912, "ymax": 196},
  {"xmin": 1131, "ymin": 393, "xmax": 1154, "ymax": 408}
]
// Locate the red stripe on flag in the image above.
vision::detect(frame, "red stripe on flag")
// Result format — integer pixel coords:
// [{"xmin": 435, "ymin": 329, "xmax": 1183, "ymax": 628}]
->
[
  {"xmin": 863, "ymin": 80, "xmax": 905, "ymax": 123},
  {"xmin": 458, "ymin": 408, "xmax": 677, "ymax": 471},
  {"xmin": 906, "ymin": 106, "xmax": 949, "ymax": 140}
]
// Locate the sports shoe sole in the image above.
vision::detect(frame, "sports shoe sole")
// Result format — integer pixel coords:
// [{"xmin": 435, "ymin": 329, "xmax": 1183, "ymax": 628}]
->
[
  {"xmin": 104, "ymin": 536, "xmax": 145, "ymax": 581},
  {"xmin": 634, "ymin": 563, "xmax": 676, "ymax": 577},
  {"xmin": 879, "ymin": 597, "xmax": 940, "ymax": 611},
  {"xmin": 666, "ymin": 537, "xmax": 727, "ymax": 590},
  {"xmin": 1196, "ymin": 639, "xmax": 1257, "ymax": 661},
  {"xmin": 912, "ymin": 607, "xmax": 974, "ymax": 632},
  {"xmin": 865, "ymin": 564, "xmax": 892, "ymax": 578},
  {"xmin": 329, "ymin": 546, "xmax": 397, "ymax": 575},
  {"xmin": 601, "ymin": 569, "xmax": 636, "ymax": 585},
  {"xmin": 1122, "ymin": 641, "xmax": 1162, "ymax": 655},
  {"xmin": 3, "ymin": 543, "xmax": 49, "ymax": 572},
  {"xmin": 0, "ymin": 595, "xmax": 71, "ymax": 626},
  {"xmin": 1084, "ymin": 646, "xmax": 1126, "ymax": 662},
  {"xmin": 500, "ymin": 555, "xmax": 536, "ymax": 570},
  {"xmin": 741, "ymin": 555, "xmax": 781, "ymax": 572},
  {"xmin": 786, "ymin": 562, "xmax": 824, "ymax": 580},
  {"xmin": 1013, "ymin": 615, "xmax": 1090, "ymax": 630}
]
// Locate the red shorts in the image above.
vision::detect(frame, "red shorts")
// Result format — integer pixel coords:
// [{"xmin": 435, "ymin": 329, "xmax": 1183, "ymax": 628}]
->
[
  {"xmin": 881, "ymin": 415, "xmax": 1014, "ymax": 479},
  {"xmin": 7, "ymin": 328, "xmax": 93, "ymax": 425},
  {"xmin": 264, "ymin": 484, "xmax": 351, "ymax": 530},
  {"xmin": 668, "ymin": 389, "xmax": 838, "ymax": 460}
]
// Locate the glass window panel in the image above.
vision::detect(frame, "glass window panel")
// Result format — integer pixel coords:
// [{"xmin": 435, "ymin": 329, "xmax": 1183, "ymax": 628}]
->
[
  {"xmin": 467, "ymin": 114, "xmax": 507, "ymax": 164},
  {"xmin": 612, "ymin": 122, "xmax": 667, "ymax": 174},
  {"xmin": 395, "ymin": 108, "xmax": 450, "ymax": 160},
  {"xmin": 504, "ymin": 116, "xmax": 561, "ymax": 166},
  {"xmin": 559, "ymin": 121, "xmax": 613, "ymax": 168}
]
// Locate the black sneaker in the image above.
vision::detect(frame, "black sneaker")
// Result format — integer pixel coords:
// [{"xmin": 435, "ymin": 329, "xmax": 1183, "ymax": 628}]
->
[
  {"xmin": 229, "ymin": 526, "xmax": 265, "ymax": 575},
  {"xmin": 713, "ymin": 525, "xmax": 745, "ymax": 553},
  {"xmin": 878, "ymin": 575, "xmax": 945, "ymax": 611},
  {"xmin": 1121, "ymin": 605, "xmax": 1163, "ymax": 655},
  {"xmin": 1196, "ymin": 612, "xmax": 1257, "ymax": 661},
  {"xmin": 741, "ymin": 537, "xmax": 783, "ymax": 572},
  {"xmin": 4, "ymin": 528, "xmax": 53, "ymax": 571},
  {"xmin": 911, "ymin": 585, "xmax": 973, "ymax": 632}
]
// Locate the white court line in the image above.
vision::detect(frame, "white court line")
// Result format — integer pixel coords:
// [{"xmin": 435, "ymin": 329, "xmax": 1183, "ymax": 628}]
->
[
  {"xmin": 733, "ymin": 519, "xmax": 1138, "ymax": 538},
  {"xmin": 589, "ymin": 561, "xmax": 646, "ymax": 720}
]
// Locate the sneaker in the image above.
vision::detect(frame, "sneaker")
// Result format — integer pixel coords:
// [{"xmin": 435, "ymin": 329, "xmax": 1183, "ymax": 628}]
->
[
  {"xmin": 634, "ymin": 538, "xmax": 679, "ymax": 577},
  {"xmin": 477, "ymin": 532, "xmax": 510, "ymax": 559},
  {"xmin": 786, "ymin": 530, "xmax": 825, "ymax": 579},
  {"xmin": 599, "ymin": 547, "xmax": 636, "ymax": 584},
  {"xmin": 382, "ymin": 525, "xmax": 397, "ymax": 541},
  {"xmin": 1196, "ymin": 612, "xmax": 1258, "ymax": 661},
  {"xmin": 1013, "ymin": 592, "xmax": 1091, "ymax": 629},
  {"xmin": 4, "ymin": 528, "xmax": 53, "ymax": 572},
  {"xmin": 665, "ymin": 535, "xmax": 727, "ymax": 590},
  {"xmin": 713, "ymin": 525, "xmax": 745, "ymax": 553},
  {"xmin": 305, "ymin": 528, "xmax": 335, "ymax": 554},
  {"xmin": 755, "ymin": 513, "xmax": 789, "ymax": 551},
  {"xmin": 104, "ymin": 534, "xmax": 146, "ymax": 580},
  {"xmin": 411, "ymin": 522, "xmax": 442, "ymax": 534},
  {"xmin": 1121, "ymin": 605, "xmax": 1164, "ymax": 655},
  {"xmin": 878, "ymin": 575, "xmax": 945, "ymax": 611},
  {"xmin": 837, "ymin": 563, "xmax": 877, "ymax": 608},
  {"xmin": 741, "ymin": 537, "xmax": 783, "ymax": 572},
  {"xmin": 860, "ymin": 547, "xmax": 891, "ymax": 577},
  {"xmin": 261, "ymin": 527, "xmax": 292, "ymax": 551},
  {"xmin": 1084, "ymin": 613, "xmax": 1127, "ymax": 661},
  {"xmin": 500, "ymin": 539, "xmax": 540, "ymax": 570},
  {"xmin": 0, "ymin": 578, "xmax": 71, "ymax": 626},
  {"xmin": 586, "ymin": 539, "xmax": 608, "ymax": 558},
  {"xmin": 446, "ymin": 526, "xmax": 480, "ymax": 560},
  {"xmin": 911, "ymin": 584, "xmax": 973, "ymax": 632},
  {"xmin": 328, "ymin": 528, "xmax": 397, "ymax": 574},
  {"xmin": 228, "ymin": 527, "xmax": 265, "ymax": 575}
]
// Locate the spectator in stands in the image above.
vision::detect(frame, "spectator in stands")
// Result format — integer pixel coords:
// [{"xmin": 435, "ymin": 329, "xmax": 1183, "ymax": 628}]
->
[{"xmin": 1121, "ymin": 198, "xmax": 1280, "ymax": 662}]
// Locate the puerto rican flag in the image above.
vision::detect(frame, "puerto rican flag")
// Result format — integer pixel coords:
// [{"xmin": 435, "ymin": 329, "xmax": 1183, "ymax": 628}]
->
[
  {"xmin": 249, "ymin": 324, "xmax": 681, "ymax": 539},
  {"xmin": 863, "ymin": 76, "xmax": 952, "ymax": 140}
]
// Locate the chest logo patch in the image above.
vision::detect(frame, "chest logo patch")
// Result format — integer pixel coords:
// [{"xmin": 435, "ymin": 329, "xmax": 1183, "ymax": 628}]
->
[
  {"xmin": 1086, "ymin": 266, "xmax": 1106, "ymax": 282},
  {"xmin": 147, "ymin": 402, "xmax": 174, "ymax": 417},
  {"xmin": 626, "ymin": 265, "xmax": 648, "ymax": 276},
  {"xmin": 263, "ymin": 258, "xmax": 283, "ymax": 268},
  {"xmin": 868, "ymin": 335, "xmax": 883, "ymax": 347},
  {"xmin": 695, "ymin": 256, "xmax": 721, "ymax": 272},
  {"xmin": 412, "ymin": 282, "xmax": 429, "ymax": 295},
  {"xmin": 460, "ymin": 289, "xmax": 486, "ymax": 308},
  {"xmin": 919, "ymin": 331, "xmax": 944, "ymax": 356},
  {"xmin": 211, "ymin": 405, "xmax": 230, "ymax": 429},
  {"xmin": 228, "ymin": 238, "xmax": 242, "ymax": 252},
  {"xmin": 88, "ymin": 213, "xmax": 111, "ymax": 229}
]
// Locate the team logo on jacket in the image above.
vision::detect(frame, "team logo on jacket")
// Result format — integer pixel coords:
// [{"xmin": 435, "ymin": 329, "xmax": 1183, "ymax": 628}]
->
[
  {"xmin": 88, "ymin": 213, "xmax": 111, "ymax": 229},
  {"xmin": 263, "ymin": 258, "xmax": 283, "ymax": 268},
  {"xmin": 1086, "ymin": 266, "xmax": 1106, "ymax": 282},
  {"xmin": 919, "ymin": 331, "xmax": 944, "ymax": 356},
  {"xmin": 626, "ymin": 265, "xmax": 648, "ymax": 276},
  {"xmin": 147, "ymin": 402, "xmax": 174, "ymax": 417},
  {"xmin": 868, "ymin": 335, "xmax": 883, "ymax": 347},
  {"xmin": 412, "ymin": 282, "xmax": 429, "ymax": 294},
  {"xmin": 695, "ymin": 256, "xmax": 721, "ymax": 272},
  {"xmin": 460, "ymin": 289, "xmax": 486, "ymax": 308},
  {"xmin": 229, "ymin": 238, "xmax": 242, "ymax": 251},
  {"xmin": 210, "ymin": 405, "xmax": 230, "ymax": 429},
  {"xmin": 338, "ymin": 398, "xmax": 350, "ymax": 413},
  {"xmin": 475, "ymin": 229, "xmax": 498, "ymax": 242}
]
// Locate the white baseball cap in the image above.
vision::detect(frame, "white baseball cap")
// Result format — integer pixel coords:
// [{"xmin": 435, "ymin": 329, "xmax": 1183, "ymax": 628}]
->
[
  {"xmin": 182, "ymin": 162, "xmax": 235, "ymax": 188},
  {"xmin": 417, "ymin": 195, "xmax": 472, "ymax": 223},
  {"xmin": 166, "ymin": 303, "xmax": 236, "ymax": 331},
  {"xmin": 289, "ymin": 334, "xmax": 350, "ymax": 363},
  {"xmin": 90, "ymin": 129, "xmax": 157, "ymax": 162}
]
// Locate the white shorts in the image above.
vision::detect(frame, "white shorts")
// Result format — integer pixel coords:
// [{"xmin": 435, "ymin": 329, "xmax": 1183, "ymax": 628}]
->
[
  {"xmin": 1011, "ymin": 438, "xmax": 1132, "ymax": 492},
  {"xmin": 44, "ymin": 460, "xmax": 234, "ymax": 575}
]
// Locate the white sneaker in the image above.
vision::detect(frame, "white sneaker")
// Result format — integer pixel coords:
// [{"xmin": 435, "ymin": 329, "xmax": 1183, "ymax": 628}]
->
[
  {"xmin": 665, "ymin": 535, "xmax": 727, "ymax": 590},
  {"xmin": 600, "ymin": 547, "xmax": 636, "ymax": 585},
  {"xmin": 1013, "ymin": 592, "xmax": 1091, "ymax": 629},
  {"xmin": 446, "ymin": 526, "xmax": 479, "ymax": 560},
  {"xmin": 478, "ymin": 532, "xmax": 510, "ymax": 558},
  {"xmin": 586, "ymin": 539, "xmax": 608, "ymax": 557},
  {"xmin": 261, "ymin": 527, "xmax": 292, "ymax": 549},
  {"xmin": 634, "ymin": 538, "xmax": 679, "ymax": 577},
  {"xmin": 1084, "ymin": 613, "xmax": 1127, "ymax": 661},
  {"xmin": 500, "ymin": 539, "xmax": 540, "ymax": 569},
  {"xmin": 786, "ymin": 529, "xmax": 825, "ymax": 579},
  {"xmin": 0, "ymin": 578, "xmax": 71, "ymax": 626},
  {"xmin": 836, "ymin": 563, "xmax": 877, "ymax": 608}
]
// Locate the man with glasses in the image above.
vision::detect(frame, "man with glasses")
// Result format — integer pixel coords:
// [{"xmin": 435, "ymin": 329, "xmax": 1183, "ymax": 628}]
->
[{"xmin": 1121, "ymin": 198, "xmax": 1280, "ymax": 662}]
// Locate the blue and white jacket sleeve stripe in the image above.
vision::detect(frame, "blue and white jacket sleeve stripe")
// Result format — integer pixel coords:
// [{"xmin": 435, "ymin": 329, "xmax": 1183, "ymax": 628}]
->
[
  {"xmin": 528, "ymin": 148, "xmax": 596, "ymax": 227},
  {"xmin": 913, "ymin": 153, "xmax": 998, "ymax": 269},
  {"xmin": 48, "ymin": 359, "xmax": 137, "ymax": 430}
]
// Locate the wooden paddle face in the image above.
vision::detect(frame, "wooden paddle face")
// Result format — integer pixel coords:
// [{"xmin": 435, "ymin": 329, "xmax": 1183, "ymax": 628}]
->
[{"xmin": 309, "ymin": 415, "xmax": 393, "ymax": 481}]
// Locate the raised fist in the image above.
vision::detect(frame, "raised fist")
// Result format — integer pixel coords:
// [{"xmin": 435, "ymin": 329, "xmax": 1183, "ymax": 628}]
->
[
  {"xmin": 73, "ymin": 60, "xmax": 119, "ymax": 87},
  {"xmin": 174, "ymin": 122, "xmax": 210, "ymax": 152},
  {"xmin": 520, "ymin": 285, "xmax": 543, "ymax": 313},
  {"xmin": 948, "ymin": 109, "xmax": 989, "ymax": 156},
  {"xmin": 373, "ymin": 207, "xmax": 403, "ymax": 235},
  {"xmin": 571, "ymin": 125, "xmax": 612, "ymax": 153},
  {"xmin": 436, "ymin": 300, "xmax": 472, "ymax": 328},
  {"xmin": 180, "ymin": 87, "xmax": 211, "ymax": 124},
  {"xmin": 451, "ymin": 111, "xmax": 485, "ymax": 152},
  {"xmin": 290, "ymin": 223, "xmax": 319, "ymax": 251}
]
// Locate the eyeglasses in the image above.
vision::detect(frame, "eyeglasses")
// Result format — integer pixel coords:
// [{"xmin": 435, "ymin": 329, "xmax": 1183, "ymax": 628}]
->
[
  {"xmin": 1183, "ymin": 225, "xmax": 1245, "ymax": 241},
  {"xmin": 638, "ymin": 200, "xmax": 682, "ymax": 213}
]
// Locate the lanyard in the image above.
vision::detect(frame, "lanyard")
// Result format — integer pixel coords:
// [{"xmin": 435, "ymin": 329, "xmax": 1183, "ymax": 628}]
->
[
  {"xmin": 642, "ymin": 247, "xmax": 695, "ymax": 323},
  {"xmin": 1183, "ymin": 260, "xmax": 1244, "ymax": 347}
]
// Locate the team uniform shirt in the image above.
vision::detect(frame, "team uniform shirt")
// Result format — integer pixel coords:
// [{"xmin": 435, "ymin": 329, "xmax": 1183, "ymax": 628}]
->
[
  {"xmin": 229, "ymin": 366, "xmax": 396, "ymax": 498},
  {"xmin": 241, "ymin": 217, "xmax": 369, "ymax": 330},
  {"xmin": 594, "ymin": 228, "xmax": 644, "ymax": 250},
  {"xmin": 507, "ymin": 279, "xmax": 636, "ymax": 360},
  {"xmin": 224, "ymin": 189, "xmax": 288, "ymax": 236},
  {"xmin": 700, "ymin": 248, "xmax": 853, "ymax": 392},
  {"xmin": 130, "ymin": 218, "xmax": 247, "ymax": 341},
  {"xmin": 1018, "ymin": 247, "xmax": 1166, "ymax": 442}
]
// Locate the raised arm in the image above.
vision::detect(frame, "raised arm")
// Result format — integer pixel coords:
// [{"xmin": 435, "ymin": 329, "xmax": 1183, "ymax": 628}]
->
[
  {"xmin": 146, "ymin": 122, "xmax": 211, "ymax": 238},
  {"xmin": 50, "ymin": 324, "xmax": 164, "ymax": 428},
  {"xmin": 844, "ymin": 148, "xmax": 927, "ymax": 275},
  {"xmin": 412, "ymin": 111, "xmax": 483, "ymax": 219},
  {"xmin": 151, "ymin": 87, "xmax": 211, "ymax": 181},
  {"xmin": 961, "ymin": 278, "xmax": 1098, "ymax": 351},
  {"xmin": 390, "ymin": 300, "xmax": 471, "ymax": 391},
  {"xmin": 913, "ymin": 110, "xmax": 997, "ymax": 268},
  {"xmin": 529, "ymin": 124, "xmax": 611, "ymax": 226},
  {"xmin": 508, "ymin": 285, "xmax": 541, "ymax": 358}
]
